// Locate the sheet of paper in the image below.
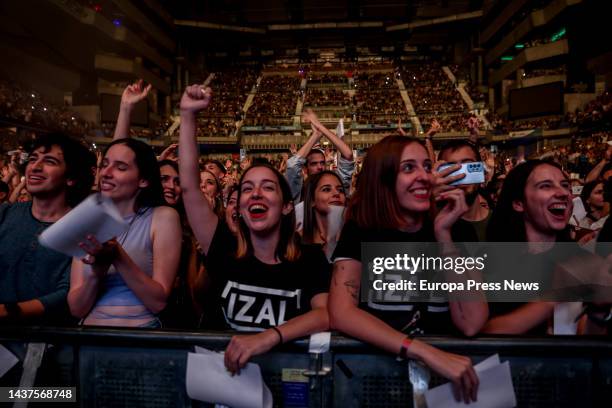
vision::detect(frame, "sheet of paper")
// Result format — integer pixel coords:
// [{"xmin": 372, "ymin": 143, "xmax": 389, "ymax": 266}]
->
[
  {"xmin": 424, "ymin": 355, "xmax": 516, "ymax": 408},
  {"xmin": 186, "ymin": 351, "xmax": 272, "ymax": 408},
  {"xmin": 308, "ymin": 332, "xmax": 331, "ymax": 354},
  {"xmin": 39, "ymin": 194, "xmax": 128, "ymax": 258},
  {"xmin": 294, "ymin": 201, "xmax": 304, "ymax": 232},
  {"xmin": 0, "ymin": 344, "xmax": 19, "ymax": 378},
  {"xmin": 324, "ymin": 205, "xmax": 345, "ymax": 260},
  {"xmin": 569, "ymin": 197, "xmax": 587, "ymax": 226},
  {"xmin": 554, "ymin": 302, "xmax": 582, "ymax": 335}
]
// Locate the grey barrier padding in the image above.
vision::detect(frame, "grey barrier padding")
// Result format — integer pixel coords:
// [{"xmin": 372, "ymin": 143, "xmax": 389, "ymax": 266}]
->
[{"xmin": 1, "ymin": 327, "xmax": 612, "ymax": 407}]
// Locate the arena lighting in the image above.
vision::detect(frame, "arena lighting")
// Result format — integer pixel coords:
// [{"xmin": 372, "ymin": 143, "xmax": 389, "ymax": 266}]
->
[
  {"xmin": 551, "ymin": 28, "xmax": 566, "ymax": 42},
  {"xmin": 93, "ymin": 4, "xmax": 102, "ymax": 13},
  {"xmin": 501, "ymin": 56, "xmax": 514, "ymax": 61},
  {"xmin": 112, "ymin": 19, "xmax": 121, "ymax": 27},
  {"xmin": 515, "ymin": 43, "xmax": 525, "ymax": 49}
]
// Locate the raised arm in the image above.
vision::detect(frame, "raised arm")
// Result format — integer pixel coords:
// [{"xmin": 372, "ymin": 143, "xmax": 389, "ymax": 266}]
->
[
  {"xmin": 178, "ymin": 84, "xmax": 218, "ymax": 254},
  {"xmin": 433, "ymin": 188, "xmax": 489, "ymax": 336},
  {"xmin": 466, "ymin": 116, "xmax": 479, "ymax": 145},
  {"xmin": 113, "ymin": 79, "xmax": 152, "ymax": 141},
  {"xmin": 306, "ymin": 109, "xmax": 353, "ymax": 161},
  {"xmin": 423, "ymin": 119, "xmax": 440, "ymax": 163},
  {"xmin": 329, "ymin": 259, "xmax": 479, "ymax": 403},
  {"xmin": 286, "ymin": 124, "xmax": 322, "ymax": 201},
  {"xmin": 296, "ymin": 122, "xmax": 322, "ymax": 159},
  {"xmin": 585, "ymin": 145, "xmax": 611, "ymax": 183}
]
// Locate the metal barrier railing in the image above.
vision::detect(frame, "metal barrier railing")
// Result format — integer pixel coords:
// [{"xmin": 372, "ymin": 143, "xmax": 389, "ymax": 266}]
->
[{"xmin": 0, "ymin": 326, "xmax": 611, "ymax": 407}]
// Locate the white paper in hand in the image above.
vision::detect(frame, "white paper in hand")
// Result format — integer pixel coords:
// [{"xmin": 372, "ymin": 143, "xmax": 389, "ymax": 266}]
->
[
  {"xmin": 424, "ymin": 354, "xmax": 516, "ymax": 408},
  {"xmin": 294, "ymin": 201, "xmax": 304, "ymax": 232},
  {"xmin": 186, "ymin": 351, "xmax": 272, "ymax": 408},
  {"xmin": 38, "ymin": 194, "xmax": 128, "ymax": 258}
]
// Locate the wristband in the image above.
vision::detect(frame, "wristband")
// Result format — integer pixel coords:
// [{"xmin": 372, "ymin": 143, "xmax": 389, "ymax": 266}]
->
[
  {"xmin": 399, "ymin": 336, "xmax": 413, "ymax": 359},
  {"xmin": 272, "ymin": 326, "xmax": 284, "ymax": 345}
]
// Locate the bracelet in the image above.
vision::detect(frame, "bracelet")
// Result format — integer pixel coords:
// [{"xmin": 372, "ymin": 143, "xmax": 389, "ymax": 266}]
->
[
  {"xmin": 271, "ymin": 326, "xmax": 284, "ymax": 345},
  {"xmin": 398, "ymin": 336, "xmax": 413, "ymax": 359}
]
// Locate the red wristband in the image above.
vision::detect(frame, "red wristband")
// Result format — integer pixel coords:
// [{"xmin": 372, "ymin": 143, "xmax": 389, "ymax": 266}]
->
[{"xmin": 399, "ymin": 336, "xmax": 413, "ymax": 359}]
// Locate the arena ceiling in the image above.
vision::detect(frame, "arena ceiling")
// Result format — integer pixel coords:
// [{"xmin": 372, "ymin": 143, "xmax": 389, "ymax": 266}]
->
[
  {"xmin": 166, "ymin": 0, "xmax": 485, "ymax": 53},
  {"xmin": 165, "ymin": 0, "xmax": 484, "ymax": 25}
]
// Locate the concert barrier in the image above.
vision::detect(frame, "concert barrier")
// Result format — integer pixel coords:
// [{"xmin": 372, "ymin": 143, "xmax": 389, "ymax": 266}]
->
[{"xmin": 0, "ymin": 326, "xmax": 611, "ymax": 407}]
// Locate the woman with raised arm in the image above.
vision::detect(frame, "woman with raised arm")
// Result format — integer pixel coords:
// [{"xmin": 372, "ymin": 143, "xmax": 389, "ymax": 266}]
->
[
  {"xmin": 68, "ymin": 139, "xmax": 181, "ymax": 328},
  {"xmin": 329, "ymin": 135, "xmax": 487, "ymax": 404},
  {"xmin": 179, "ymin": 85, "xmax": 331, "ymax": 374}
]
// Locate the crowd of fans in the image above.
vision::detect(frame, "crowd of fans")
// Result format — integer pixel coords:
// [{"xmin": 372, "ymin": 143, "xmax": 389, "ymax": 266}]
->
[
  {"xmin": 243, "ymin": 75, "xmax": 301, "ymax": 126},
  {"xmin": 401, "ymin": 63, "xmax": 469, "ymax": 131},
  {"xmin": 0, "ymin": 80, "xmax": 93, "ymax": 137},
  {"xmin": 1, "ymin": 78, "xmax": 611, "ymax": 404},
  {"xmin": 196, "ymin": 67, "xmax": 259, "ymax": 136},
  {"xmin": 352, "ymin": 72, "xmax": 407, "ymax": 124},
  {"xmin": 306, "ymin": 73, "xmax": 348, "ymax": 87},
  {"xmin": 303, "ymin": 88, "xmax": 352, "ymax": 107}
]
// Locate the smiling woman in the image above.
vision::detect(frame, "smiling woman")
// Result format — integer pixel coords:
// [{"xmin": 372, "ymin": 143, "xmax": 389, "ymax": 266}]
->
[
  {"xmin": 178, "ymin": 84, "xmax": 331, "ymax": 375},
  {"xmin": 328, "ymin": 135, "xmax": 488, "ymax": 404},
  {"xmin": 67, "ymin": 138, "xmax": 182, "ymax": 328}
]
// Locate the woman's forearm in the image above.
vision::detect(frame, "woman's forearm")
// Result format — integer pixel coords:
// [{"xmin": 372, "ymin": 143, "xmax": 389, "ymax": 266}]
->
[
  {"xmin": 113, "ymin": 247, "xmax": 169, "ymax": 314},
  {"xmin": 275, "ymin": 307, "xmax": 329, "ymax": 343},
  {"xmin": 68, "ymin": 269, "xmax": 102, "ymax": 318}
]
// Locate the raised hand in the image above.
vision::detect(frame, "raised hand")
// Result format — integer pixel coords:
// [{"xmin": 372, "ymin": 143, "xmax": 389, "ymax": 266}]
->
[
  {"xmin": 434, "ymin": 188, "xmax": 468, "ymax": 242},
  {"xmin": 159, "ymin": 144, "xmax": 178, "ymax": 161},
  {"xmin": 180, "ymin": 85, "xmax": 212, "ymax": 114},
  {"xmin": 431, "ymin": 161, "xmax": 465, "ymax": 198},
  {"xmin": 121, "ymin": 79, "xmax": 152, "ymax": 108},
  {"xmin": 397, "ymin": 118, "xmax": 408, "ymax": 136},
  {"xmin": 78, "ymin": 235, "xmax": 120, "ymax": 279},
  {"xmin": 301, "ymin": 108, "xmax": 318, "ymax": 124},
  {"xmin": 429, "ymin": 118, "xmax": 442, "ymax": 134}
]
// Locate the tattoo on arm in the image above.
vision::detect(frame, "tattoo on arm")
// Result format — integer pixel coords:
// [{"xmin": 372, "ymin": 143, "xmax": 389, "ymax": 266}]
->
[
  {"xmin": 343, "ymin": 279, "xmax": 359, "ymax": 303},
  {"xmin": 332, "ymin": 265, "xmax": 360, "ymax": 304}
]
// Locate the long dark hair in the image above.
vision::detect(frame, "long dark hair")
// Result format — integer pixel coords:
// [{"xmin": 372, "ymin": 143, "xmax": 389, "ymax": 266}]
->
[
  {"xmin": 102, "ymin": 139, "xmax": 165, "ymax": 210},
  {"xmin": 580, "ymin": 180, "xmax": 603, "ymax": 217},
  {"xmin": 235, "ymin": 163, "xmax": 300, "ymax": 261},
  {"xmin": 348, "ymin": 135, "xmax": 428, "ymax": 230},
  {"xmin": 302, "ymin": 170, "xmax": 346, "ymax": 244},
  {"xmin": 487, "ymin": 160, "xmax": 572, "ymax": 242}
]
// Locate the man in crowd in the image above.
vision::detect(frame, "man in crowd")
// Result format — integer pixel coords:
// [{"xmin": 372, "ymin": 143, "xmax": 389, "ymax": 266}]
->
[
  {"xmin": 437, "ymin": 140, "xmax": 491, "ymax": 241},
  {"xmin": 286, "ymin": 109, "xmax": 354, "ymax": 202},
  {"xmin": 0, "ymin": 133, "xmax": 95, "ymax": 323},
  {"xmin": 202, "ymin": 159, "xmax": 227, "ymax": 181}
]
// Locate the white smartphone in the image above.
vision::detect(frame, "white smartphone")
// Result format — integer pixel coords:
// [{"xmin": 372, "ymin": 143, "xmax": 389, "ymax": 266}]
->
[{"xmin": 438, "ymin": 162, "xmax": 485, "ymax": 185}]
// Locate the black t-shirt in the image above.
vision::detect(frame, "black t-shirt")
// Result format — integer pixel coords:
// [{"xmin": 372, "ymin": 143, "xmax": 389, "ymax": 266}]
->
[
  {"xmin": 202, "ymin": 221, "xmax": 331, "ymax": 331},
  {"xmin": 488, "ymin": 242, "xmax": 594, "ymax": 335},
  {"xmin": 596, "ymin": 216, "xmax": 612, "ymax": 257},
  {"xmin": 332, "ymin": 218, "xmax": 462, "ymax": 336}
]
